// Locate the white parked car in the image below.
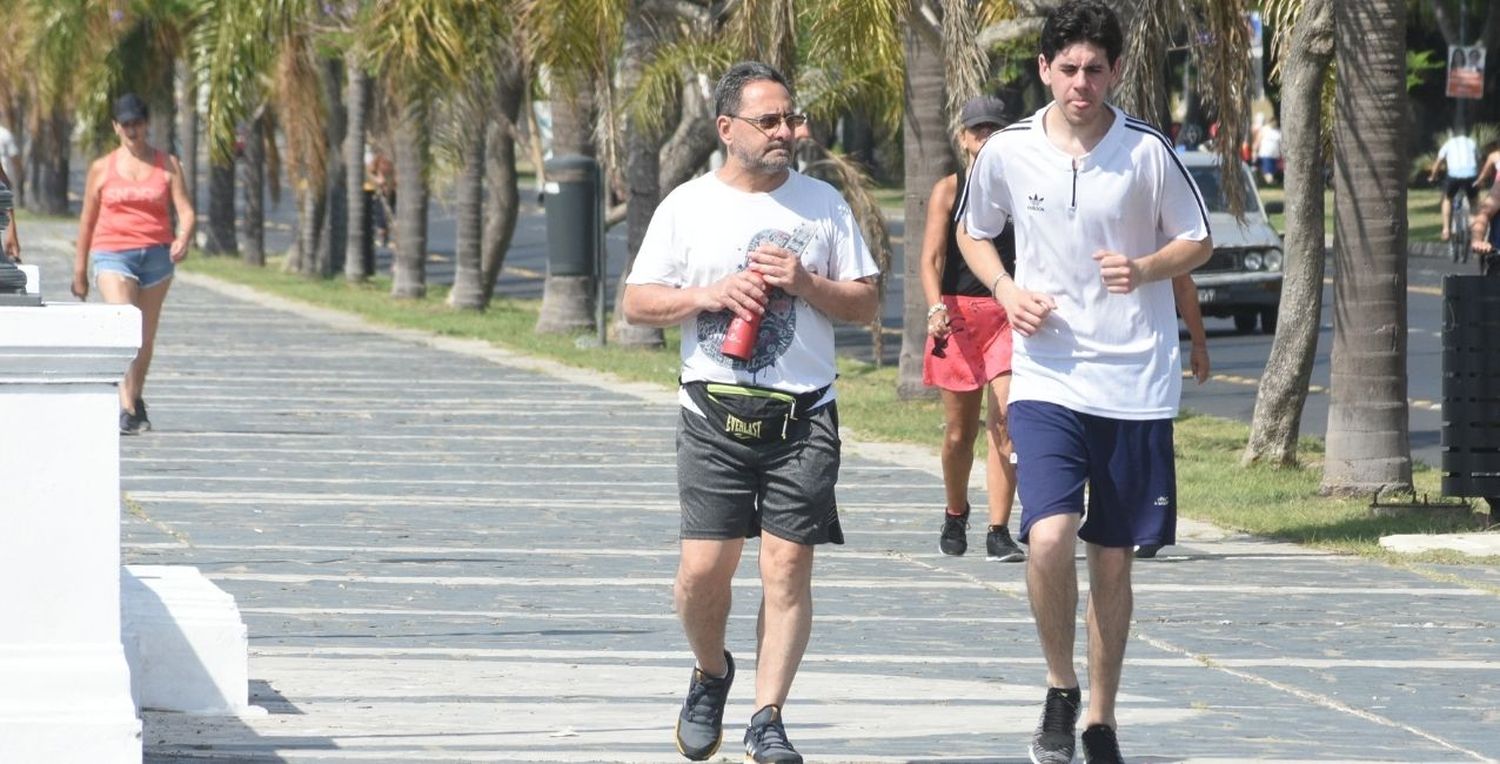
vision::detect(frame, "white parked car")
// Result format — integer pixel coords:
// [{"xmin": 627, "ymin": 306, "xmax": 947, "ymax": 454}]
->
[{"xmin": 1180, "ymin": 151, "xmax": 1284, "ymax": 334}]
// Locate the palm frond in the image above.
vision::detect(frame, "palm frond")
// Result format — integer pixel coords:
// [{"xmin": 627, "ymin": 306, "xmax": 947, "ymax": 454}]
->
[
  {"xmin": 719, "ymin": 0, "xmax": 798, "ymax": 75},
  {"xmin": 365, "ymin": 0, "xmax": 517, "ymax": 103},
  {"xmin": 1193, "ymin": 0, "xmax": 1254, "ymax": 217},
  {"xmin": 941, "ymin": 0, "xmax": 989, "ymax": 134},
  {"xmin": 519, "ymin": 0, "xmax": 626, "ymax": 97},
  {"xmin": 628, "ymin": 34, "xmax": 736, "ymax": 135}
]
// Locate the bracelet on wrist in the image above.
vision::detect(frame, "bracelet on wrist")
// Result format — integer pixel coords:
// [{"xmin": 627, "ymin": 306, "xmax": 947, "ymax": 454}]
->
[
  {"xmin": 990, "ymin": 271, "xmax": 1009, "ymax": 295},
  {"xmin": 926, "ymin": 303, "xmax": 948, "ymax": 318}
]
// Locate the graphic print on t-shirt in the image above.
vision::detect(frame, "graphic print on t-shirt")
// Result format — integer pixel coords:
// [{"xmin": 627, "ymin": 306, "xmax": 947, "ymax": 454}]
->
[{"xmin": 697, "ymin": 225, "xmax": 816, "ymax": 373}]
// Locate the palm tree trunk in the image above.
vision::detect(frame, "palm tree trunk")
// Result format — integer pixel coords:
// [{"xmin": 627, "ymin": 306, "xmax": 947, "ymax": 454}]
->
[
  {"xmin": 390, "ymin": 94, "xmax": 429, "ymax": 299},
  {"xmin": 550, "ymin": 86, "xmax": 596, "ymax": 159},
  {"xmin": 343, "ymin": 51, "xmax": 371, "ymax": 282},
  {"xmin": 480, "ymin": 51, "xmax": 525, "ymax": 305},
  {"xmin": 29, "ymin": 100, "xmax": 70, "ymax": 216},
  {"xmin": 296, "ymin": 174, "xmax": 326, "ymax": 274},
  {"xmin": 448, "ymin": 97, "xmax": 487, "ymax": 310},
  {"xmin": 206, "ymin": 157, "xmax": 238, "ymax": 254},
  {"xmin": 612, "ymin": 0, "xmax": 665, "ymax": 347},
  {"xmin": 174, "ymin": 59, "xmax": 198, "ymax": 214},
  {"xmin": 658, "ymin": 77, "xmax": 718, "ymax": 194},
  {"xmin": 1323, "ymin": 0, "xmax": 1412, "ymax": 495},
  {"xmin": 318, "ymin": 57, "xmax": 347, "ymax": 278},
  {"xmin": 898, "ymin": 5, "xmax": 954, "ymax": 398},
  {"xmin": 1244, "ymin": 0, "xmax": 1334, "ymax": 466},
  {"xmin": 242, "ymin": 113, "xmax": 266, "ymax": 266}
]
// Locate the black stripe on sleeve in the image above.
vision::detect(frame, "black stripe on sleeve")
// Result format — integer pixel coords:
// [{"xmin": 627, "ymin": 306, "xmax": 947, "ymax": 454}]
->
[{"xmin": 1124, "ymin": 122, "xmax": 1212, "ymax": 235}]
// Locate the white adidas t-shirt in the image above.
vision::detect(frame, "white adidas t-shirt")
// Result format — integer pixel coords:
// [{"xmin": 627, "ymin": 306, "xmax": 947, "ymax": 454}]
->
[
  {"xmin": 628, "ymin": 170, "xmax": 880, "ymax": 401},
  {"xmin": 962, "ymin": 103, "xmax": 1211, "ymax": 420}
]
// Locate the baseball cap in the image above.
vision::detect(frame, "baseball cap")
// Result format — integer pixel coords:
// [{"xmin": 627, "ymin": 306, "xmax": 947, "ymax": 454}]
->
[
  {"xmin": 960, "ymin": 95, "xmax": 1007, "ymax": 129},
  {"xmin": 113, "ymin": 93, "xmax": 149, "ymax": 124}
]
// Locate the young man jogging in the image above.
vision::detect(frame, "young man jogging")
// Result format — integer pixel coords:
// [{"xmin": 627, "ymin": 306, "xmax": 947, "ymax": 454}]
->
[
  {"xmin": 622, "ymin": 61, "xmax": 880, "ymax": 763},
  {"xmin": 955, "ymin": 2, "xmax": 1212, "ymax": 761}
]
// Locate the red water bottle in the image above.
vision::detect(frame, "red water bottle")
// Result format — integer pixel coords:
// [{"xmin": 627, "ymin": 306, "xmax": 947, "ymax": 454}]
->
[
  {"xmin": 721, "ymin": 274, "xmax": 766, "ymax": 361},
  {"xmin": 721, "ymin": 311, "xmax": 762, "ymax": 361}
]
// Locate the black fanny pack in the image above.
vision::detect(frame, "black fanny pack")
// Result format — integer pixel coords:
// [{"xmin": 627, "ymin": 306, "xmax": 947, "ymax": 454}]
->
[{"xmin": 681, "ymin": 381, "xmax": 830, "ymax": 444}]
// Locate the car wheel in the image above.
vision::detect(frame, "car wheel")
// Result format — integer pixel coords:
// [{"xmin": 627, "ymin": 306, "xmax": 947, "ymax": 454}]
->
[
  {"xmin": 1260, "ymin": 306, "xmax": 1278, "ymax": 334},
  {"xmin": 1233, "ymin": 310, "xmax": 1258, "ymax": 334}
]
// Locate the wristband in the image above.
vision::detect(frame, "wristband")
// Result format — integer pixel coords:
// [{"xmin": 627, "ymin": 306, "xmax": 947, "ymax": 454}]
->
[
  {"xmin": 990, "ymin": 271, "xmax": 1009, "ymax": 295},
  {"xmin": 926, "ymin": 303, "xmax": 948, "ymax": 318}
]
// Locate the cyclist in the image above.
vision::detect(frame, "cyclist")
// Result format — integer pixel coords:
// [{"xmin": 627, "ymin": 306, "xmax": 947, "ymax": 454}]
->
[{"xmin": 1430, "ymin": 131, "xmax": 1479, "ymax": 254}]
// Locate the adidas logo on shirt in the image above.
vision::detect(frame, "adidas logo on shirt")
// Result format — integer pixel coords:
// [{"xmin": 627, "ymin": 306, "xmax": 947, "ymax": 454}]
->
[{"xmin": 1027, "ymin": 193, "xmax": 1045, "ymax": 212}]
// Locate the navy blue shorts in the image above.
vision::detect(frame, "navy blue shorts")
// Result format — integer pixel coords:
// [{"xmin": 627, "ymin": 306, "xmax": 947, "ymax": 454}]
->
[{"xmin": 1009, "ymin": 400, "xmax": 1176, "ymax": 549}]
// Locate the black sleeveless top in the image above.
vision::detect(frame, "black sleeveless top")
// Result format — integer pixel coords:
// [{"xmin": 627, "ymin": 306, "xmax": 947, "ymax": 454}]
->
[{"xmin": 943, "ymin": 167, "xmax": 1016, "ymax": 297}]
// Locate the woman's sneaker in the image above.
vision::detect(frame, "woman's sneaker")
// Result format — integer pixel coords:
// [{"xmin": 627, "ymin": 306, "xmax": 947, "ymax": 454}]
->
[
  {"xmin": 133, "ymin": 398, "xmax": 151, "ymax": 432},
  {"xmin": 675, "ymin": 651, "xmax": 734, "ymax": 761},
  {"xmin": 939, "ymin": 506, "xmax": 970, "ymax": 556},
  {"xmin": 743, "ymin": 705, "xmax": 802, "ymax": 763}
]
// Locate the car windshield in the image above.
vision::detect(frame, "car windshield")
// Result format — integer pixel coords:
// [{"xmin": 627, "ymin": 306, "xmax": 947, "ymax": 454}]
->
[{"xmin": 1188, "ymin": 164, "xmax": 1260, "ymax": 214}]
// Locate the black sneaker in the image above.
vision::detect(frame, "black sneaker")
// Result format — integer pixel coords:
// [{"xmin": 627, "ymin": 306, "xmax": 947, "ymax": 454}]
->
[
  {"xmin": 675, "ymin": 651, "xmax": 734, "ymax": 761},
  {"xmin": 743, "ymin": 704, "xmax": 802, "ymax": 764},
  {"xmin": 939, "ymin": 506, "xmax": 970, "ymax": 556},
  {"xmin": 1081, "ymin": 724, "xmax": 1124, "ymax": 763},
  {"xmin": 134, "ymin": 398, "xmax": 151, "ymax": 432},
  {"xmin": 1029, "ymin": 686, "xmax": 1081, "ymax": 764},
  {"xmin": 1133, "ymin": 544, "xmax": 1161, "ymax": 559},
  {"xmin": 120, "ymin": 407, "xmax": 143, "ymax": 436},
  {"xmin": 986, "ymin": 525, "xmax": 1026, "ymax": 562}
]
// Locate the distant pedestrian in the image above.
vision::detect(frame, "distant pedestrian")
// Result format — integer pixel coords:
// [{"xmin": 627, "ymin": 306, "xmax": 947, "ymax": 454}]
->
[
  {"xmin": 956, "ymin": 2, "xmax": 1212, "ymax": 760},
  {"xmin": 1252, "ymin": 117, "xmax": 1282, "ymax": 185},
  {"xmin": 622, "ymin": 61, "xmax": 880, "ymax": 764},
  {"xmin": 72, "ymin": 93, "xmax": 196, "ymax": 435},
  {"xmin": 919, "ymin": 94, "xmax": 1025, "ymax": 564}
]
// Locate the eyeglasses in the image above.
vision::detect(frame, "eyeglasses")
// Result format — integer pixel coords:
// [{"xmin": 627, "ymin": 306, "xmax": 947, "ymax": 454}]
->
[{"xmin": 733, "ymin": 112, "xmax": 808, "ymax": 133}]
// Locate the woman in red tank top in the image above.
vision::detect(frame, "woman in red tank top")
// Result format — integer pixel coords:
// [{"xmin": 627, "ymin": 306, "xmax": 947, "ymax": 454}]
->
[{"xmin": 72, "ymin": 93, "xmax": 196, "ymax": 435}]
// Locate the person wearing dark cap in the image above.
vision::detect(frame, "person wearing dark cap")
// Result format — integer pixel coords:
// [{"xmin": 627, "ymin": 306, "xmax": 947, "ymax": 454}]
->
[
  {"xmin": 72, "ymin": 92, "xmax": 196, "ymax": 435},
  {"xmin": 920, "ymin": 94, "xmax": 1027, "ymax": 564}
]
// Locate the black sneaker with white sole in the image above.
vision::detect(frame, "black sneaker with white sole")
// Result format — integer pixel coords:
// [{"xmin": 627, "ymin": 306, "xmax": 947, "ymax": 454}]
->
[
  {"xmin": 675, "ymin": 651, "xmax": 734, "ymax": 761},
  {"xmin": 1029, "ymin": 686, "xmax": 1081, "ymax": 764},
  {"xmin": 985, "ymin": 525, "xmax": 1026, "ymax": 562},
  {"xmin": 743, "ymin": 704, "xmax": 802, "ymax": 763}
]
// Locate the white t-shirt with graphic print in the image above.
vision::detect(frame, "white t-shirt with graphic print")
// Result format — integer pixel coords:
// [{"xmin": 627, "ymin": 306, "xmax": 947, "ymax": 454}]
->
[
  {"xmin": 961, "ymin": 102, "xmax": 1211, "ymax": 420},
  {"xmin": 628, "ymin": 170, "xmax": 880, "ymax": 404}
]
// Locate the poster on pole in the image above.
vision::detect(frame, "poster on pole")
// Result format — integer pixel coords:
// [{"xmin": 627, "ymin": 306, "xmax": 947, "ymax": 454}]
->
[{"xmin": 1446, "ymin": 45, "xmax": 1486, "ymax": 99}]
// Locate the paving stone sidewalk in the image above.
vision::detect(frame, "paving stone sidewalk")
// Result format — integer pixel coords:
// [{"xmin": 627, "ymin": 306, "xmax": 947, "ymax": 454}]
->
[{"xmin": 19, "ymin": 223, "xmax": 1500, "ymax": 762}]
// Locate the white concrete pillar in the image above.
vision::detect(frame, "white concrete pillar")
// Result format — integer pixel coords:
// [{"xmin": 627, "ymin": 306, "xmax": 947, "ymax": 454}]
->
[{"xmin": 0, "ymin": 302, "xmax": 143, "ymax": 763}]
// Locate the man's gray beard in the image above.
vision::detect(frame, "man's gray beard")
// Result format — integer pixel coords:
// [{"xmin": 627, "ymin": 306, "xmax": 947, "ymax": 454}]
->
[{"xmin": 731, "ymin": 144, "xmax": 791, "ymax": 175}]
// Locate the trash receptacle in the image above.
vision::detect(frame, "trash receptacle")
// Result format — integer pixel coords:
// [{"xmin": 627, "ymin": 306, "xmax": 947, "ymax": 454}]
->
[
  {"xmin": 536, "ymin": 155, "xmax": 600, "ymax": 334},
  {"xmin": 1441, "ymin": 274, "xmax": 1500, "ymax": 517}
]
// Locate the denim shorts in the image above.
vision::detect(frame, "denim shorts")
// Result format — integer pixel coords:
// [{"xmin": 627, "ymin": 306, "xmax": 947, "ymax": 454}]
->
[{"xmin": 91, "ymin": 244, "xmax": 174, "ymax": 289}]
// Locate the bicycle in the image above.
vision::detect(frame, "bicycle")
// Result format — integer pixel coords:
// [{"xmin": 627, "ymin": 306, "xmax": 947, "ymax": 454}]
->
[{"xmin": 1450, "ymin": 190, "xmax": 1471, "ymax": 264}]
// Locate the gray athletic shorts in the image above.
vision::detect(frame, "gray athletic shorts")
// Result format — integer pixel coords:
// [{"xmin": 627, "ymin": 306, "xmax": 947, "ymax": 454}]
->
[{"xmin": 677, "ymin": 398, "xmax": 845, "ymax": 545}]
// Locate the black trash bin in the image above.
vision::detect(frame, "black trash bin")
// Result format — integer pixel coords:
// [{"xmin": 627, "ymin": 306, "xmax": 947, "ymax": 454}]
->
[
  {"xmin": 537, "ymin": 155, "xmax": 601, "ymax": 334},
  {"xmin": 1441, "ymin": 274, "xmax": 1500, "ymax": 516}
]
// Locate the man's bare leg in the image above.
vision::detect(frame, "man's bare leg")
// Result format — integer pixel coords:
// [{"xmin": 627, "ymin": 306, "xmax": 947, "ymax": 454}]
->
[
  {"xmin": 677, "ymin": 537, "xmax": 745, "ymax": 676},
  {"xmin": 1026, "ymin": 512, "xmax": 1081, "ymax": 689},
  {"xmin": 754, "ymin": 532, "xmax": 815, "ymax": 708},
  {"xmin": 1083, "ymin": 543, "xmax": 1134, "ymax": 729}
]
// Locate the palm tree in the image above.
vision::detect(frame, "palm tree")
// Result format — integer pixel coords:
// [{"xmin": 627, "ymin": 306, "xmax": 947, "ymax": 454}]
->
[
  {"xmin": 1244, "ymin": 0, "xmax": 1336, "ymax": 467},
  {"xmin": 447, "ymin": 75, "xmax": 490, "ymax": 310},
  {"xmin": 343, "ymin": 47, "xmax": 372, "ymax": 282},
  {"xmin": 898, "ymin": 1, "xmax": 957, "ymax": 397},
  {"xmin": 363, "ymin": 0, "xmax": 515, "ymax": 299},
  {"xmin": 1323, "ymin": 0, "xmax": 1413, "ymax": 495},
  {"xmin": 478, "ymin": 48, "xmax": 527, "ymax": 305}
]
